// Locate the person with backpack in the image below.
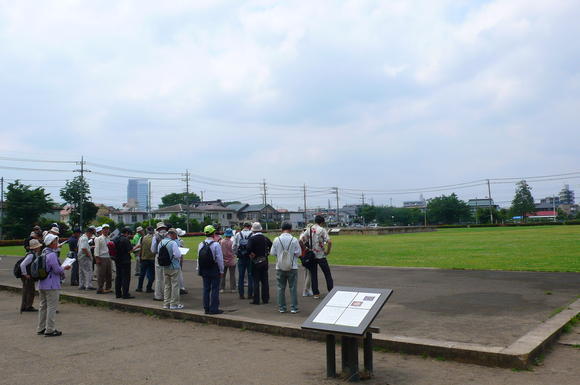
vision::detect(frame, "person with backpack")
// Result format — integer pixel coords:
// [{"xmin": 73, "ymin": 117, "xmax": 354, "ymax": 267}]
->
[
  {"xmin": 233, "ymin": 222, "xmax": 253, "ymax": 299},
  {"xmin": 94, "ymin": 224, "xmax": 113, "ymax": 294},
  {"xmin": 270, "ymin": 222, "xmax": 301, "ymax": 314},
  {"xmin": 299, "ymin": 215, "xmax": 333, "ymax": 299},
  {"xmin": 197, "ymin": 225, "xmax": 224, "ymax": 314},
  {"xmin": 17, "ymin": 239, "xmax": 43, "ymax": 312},
  {"xmin": 247, "ymin": 222, "xmax": 272, "ymax": 305},
  {"xmin": 151, "ymin": 222, "xmax": 168, "ymax": 301},
  {"xmin": 157, "ymin": 228, "xmax": 183, "ymax": 309},
  {"xmin": 114, "ymin": 228, "xmax": 135, "ymax": 299},
  {"xmin": 37, "ymin": 234, "xmax": 71, "ymax": 337}
]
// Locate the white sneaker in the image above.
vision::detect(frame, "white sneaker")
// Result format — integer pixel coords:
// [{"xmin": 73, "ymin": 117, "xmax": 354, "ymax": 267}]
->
[
  {"xmin": 291, "ymin": 309, "xmax": 299, "ymax": 314},
  {"xmin": 163, "ymin": 305, "xmax": 169, "ymax": 309},
  {"xmin": 170, "ymin": 304, "xmax": 185, "ymax": 310}
]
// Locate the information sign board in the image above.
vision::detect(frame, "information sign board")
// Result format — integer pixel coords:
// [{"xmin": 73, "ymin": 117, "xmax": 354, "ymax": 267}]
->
[{"xmin": 301, "ymin": 286, "xmax": 393, "ymax": 336}]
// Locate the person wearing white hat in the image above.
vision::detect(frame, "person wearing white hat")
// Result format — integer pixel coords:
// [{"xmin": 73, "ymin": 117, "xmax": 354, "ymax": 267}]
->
[
  {"xmin": 246, "ymin": 222, "xmax": 272, "ymax": 305},
  {"xmin": 94, "ymin": 225, "xmax": 113, "ymax": 294},
  {"xmin": 78, "ymin": 227, "xmax": 96, "ymax": 290},
  {"xmin": 151, "ymin": 222, "xmax": 168, "ymax": 301},
  {"xmin": 175, "ymin": 228, "xmax": 188, "ymax": 295},
  {"xmin": 19, "ymin": 239, "xmax": 43, "ymax": 312},
  {"xmin": 37, "ymin": 234, "xmax": 71, "ymax": 337}
]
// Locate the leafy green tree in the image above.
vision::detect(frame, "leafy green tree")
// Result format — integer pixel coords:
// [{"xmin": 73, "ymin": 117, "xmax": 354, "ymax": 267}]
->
[
  {"xmin": 510, "ymin": 180, "xmax": 535, "ymax": 222},
  {"xmin": 474, "ymin": 207, "xmax": 500, "ymax": 224},
  {"xmin": 94, "ymin": 216, "xmax": 116, "ymax": 228},
  {"xmin": 427, "ymin": 194, "xmax": 472, "ymax": 224},
  {"xmin": 166, "ymin": 214, "xmax": 186, "ymax": 229},
  {"xmin": 3, "ymin": 181, "xmax": 55, "ymax": 239},
  {"xmin": 159, "ymin": 192, "xmax": 201, "ymax": 208},
  {"xmin": 60, "ymin": 176, "xmax": 97, "ymax": 229}
]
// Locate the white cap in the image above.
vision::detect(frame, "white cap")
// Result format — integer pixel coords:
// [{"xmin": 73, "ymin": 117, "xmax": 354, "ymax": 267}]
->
[
  {"xmin": 96, "ymin": 226, "xmax": 103, "ymax": 233},
  {"xmin": 44, "ymin": 233, "xmax": 58, "ymax": 246},
  {"xmin": 176, "ymin": 228, "xmax": 186, "ymax": 237},
  {"xmin": 101, "ymin": 224, "xmax": 110, "ymax": 228},
  {"xmin": 50, "ymin": 226, "xmax": 60, "ymax": 234},
  {"xmin": 251, "ymin": 222, "xmax": 262, "ymax": 232}
]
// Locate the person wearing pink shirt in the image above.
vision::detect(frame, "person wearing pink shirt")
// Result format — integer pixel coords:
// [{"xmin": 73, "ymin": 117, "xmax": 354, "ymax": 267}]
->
[{"xmin": 220, "ymin": 229, "xmax": 236, "ymax": 293}]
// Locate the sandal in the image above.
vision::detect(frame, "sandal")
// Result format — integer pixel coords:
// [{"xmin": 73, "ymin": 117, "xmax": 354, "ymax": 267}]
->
[{"xmin": 45, "ymin": 330, "xmax": 62, "ymax": 337}]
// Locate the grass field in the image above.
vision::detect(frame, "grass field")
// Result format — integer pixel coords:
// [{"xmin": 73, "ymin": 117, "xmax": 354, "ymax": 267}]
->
[{"xmin": 1, "ymin": 226, "xmax": 579, "ymax": 272}]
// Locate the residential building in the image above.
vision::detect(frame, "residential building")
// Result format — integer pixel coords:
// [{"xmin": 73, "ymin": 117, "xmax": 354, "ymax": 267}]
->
[
  {"xmin": 127, "ymin": 179, "xmax": 149, "ymax": 211},
  {"xmin": 467, "ymin": 198, "xmax": 497, "ymax": 212},
  {"xmin": 152, "ymin": 203, "xmax": 237, "ymax": 227},
  {"xmin": 536, "ymin": 197, "xmax": 559, "ymax": 212},
  {"xmin": 278, "ymin": 210, "xmax": 306, "ymax": 229},
  {"xmin": 238, "ymin": 204, "xmax": 281, "ymax": 223},
  {"xmin": 110, "ymin": 209, "xmax": 150, "ymax": 225}
]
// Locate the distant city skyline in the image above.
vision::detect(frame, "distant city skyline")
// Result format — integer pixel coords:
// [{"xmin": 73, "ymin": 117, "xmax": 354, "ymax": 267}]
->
[{"xmin": 127, "ymin": 179, "xmax": 149, "ymax": 211}]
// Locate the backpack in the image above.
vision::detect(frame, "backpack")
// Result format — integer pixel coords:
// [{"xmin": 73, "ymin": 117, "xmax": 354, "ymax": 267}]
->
[
  {"xmin": 107, "ymin": 240, "xmax": 117, "ymax": 258},
  {"xmin": 13, "ymin": 257, "xmax": 26, "ymax": 279},
  {"xmin": 198, "ymin": 241, "xmax": 217, "ymax": 269},
  {"xmin": 30, "ymin": 250, "xmax": 49, "ymax": 281},
  {"xmin": 278, "ymin": 237, "xmax": 294, "ymax": 271},
  {"xmin": 237, "ymin": 232, "xmax": 250, "ymax": 258},
  {"xmin": 158, "ymin": 240, "xmax": 174, "ymax": 267}
]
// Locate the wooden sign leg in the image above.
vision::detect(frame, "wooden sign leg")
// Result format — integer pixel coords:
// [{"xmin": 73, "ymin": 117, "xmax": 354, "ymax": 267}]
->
[{"xmin": 326, "ymin": 334, "xmax": 336, "ymax": 377}]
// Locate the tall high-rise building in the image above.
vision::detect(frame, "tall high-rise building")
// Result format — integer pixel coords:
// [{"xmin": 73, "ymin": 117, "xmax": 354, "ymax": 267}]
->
[
  {"xmin": 127, "ymin": 179, "xmax": 149, "ymax": 211},
  {"xmin": 559, "ymin": 184, "xmax": 575, "ymax": 205}
]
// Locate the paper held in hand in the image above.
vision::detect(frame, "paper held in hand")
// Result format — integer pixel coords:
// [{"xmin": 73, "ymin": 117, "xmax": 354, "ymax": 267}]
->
[
  {"xmin": 61, "ymin": 257, "xmax": 75, "ymax": 268},
  {"xmin": 178, "ymin": 247, "xmax": 190, "ymax": 256}
]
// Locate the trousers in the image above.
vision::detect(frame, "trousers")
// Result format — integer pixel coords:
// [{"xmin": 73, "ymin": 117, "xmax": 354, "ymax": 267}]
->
[
  {"xmin": 308, "ymin": 258, "xmax": 333, "ymax": 295},
  {"xmin": 163, "ymin": 268, "xmax": 180, "ymax": 308},
  {"xmin": 137, "ymin": 259, "xmax": 155, "ymax": 291},
  {"xmin": 237, "ymin": 257, "xmax": 253, "ymax": 298},
  {"xmin": 277, "ymin": 269, "xmax": 298, "ymax": 311},
  {"xmin": 20, "ymin": 277, "xmax": 35, "ymax": 311},
  {"xmin": 78, "ymin": 256, "xmax": 94, "ymax": 289},
  {"xmin": 202, "ymin": 275, "xmax": 221, "ymax": 313},
  {"xmin": 37, "ymin": 289, "xmax": 59, "ymax": 333},
  {"xmin": 220, "ymin": 265, "xmax": 236, "ymax": 291},
  {"xmin": 154, "ymin": 258, "xmax": 165, "ymax": 300},
  {"xmin": 96, "ymin": 258, "xmax": 112, "ymax": 291},
  {"xmin": 115, "ymin": 262, "xmax": 131, "ymax": 298},
  {"xmin": 252, "ymin": 264, "xmax": 269, "ymax": 304}
]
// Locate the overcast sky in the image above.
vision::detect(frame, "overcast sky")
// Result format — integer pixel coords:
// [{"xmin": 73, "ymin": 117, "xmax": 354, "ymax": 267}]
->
[{"xmin": 0, "ymin": 0, "xmax": 579, "ymax": 210}]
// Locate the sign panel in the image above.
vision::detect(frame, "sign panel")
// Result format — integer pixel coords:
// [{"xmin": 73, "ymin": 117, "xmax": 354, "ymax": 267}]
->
[{"xmin": 301, "ymin": 286, "xmax": 393, "ymax": 336}]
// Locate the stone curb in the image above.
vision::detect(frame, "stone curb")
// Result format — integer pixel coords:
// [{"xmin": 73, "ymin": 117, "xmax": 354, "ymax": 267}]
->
[{"xmin": 1, "ymin": 283, "xmax": 577, "ymax": 369}]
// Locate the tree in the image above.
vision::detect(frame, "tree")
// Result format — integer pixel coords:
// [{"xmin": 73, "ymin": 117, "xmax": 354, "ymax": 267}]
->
[
  {"xmin": 475, "ymin": 207, "xmax": 500, "ymax": 224},
  {"xmin": 427, "ymin": 194, "xmax": 472, "ymax": 224},
  {"xmin": 510, "ymin": 180, "xmax": 535, "ymax": 222},
  {"xmin": 60, "ymin": 176, "xmax": 97, "ymax": 229},
  {"xmin": 3, "ymin": 181, "xmax": 55, "ymax": 239},
  {"xmin": 159, "ymin": 192, "xmax": 201, "ymax": 208}
]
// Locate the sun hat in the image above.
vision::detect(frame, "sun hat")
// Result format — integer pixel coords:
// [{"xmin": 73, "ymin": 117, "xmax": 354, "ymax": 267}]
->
[
  {"xmin": 96, "ymin": 226, "xmax": 103, "ymax": 233},
  {"xmin": 29, "ymin": 231, "xmax": 36, "ymax": 237},
  {"xmin": 204, "ymin": 225, "xmax": 216, "ymax": 235},
  {"xmin": 136, "ymin": 226, "xmax": 144, "ymax": 232},
  {"xmin": 251, "ymin": 222, "xmax": 262, "ymax": 232},
  {"xmin": 50, "ymin": 226, "xmax": 60, "ymax": 234},
  {"xmin": 101, "ymin": 224, "xmax": 110, "ymax": 228},
  {"xmin": 224, "ymin": 228, "xmax": 234, "ymax": 237},
  {"xmin": 176, "ymin": 228, "xmax": 186, "ymax": 237},
  {"xmin": 44, "ymin": 233, "xmax": 58, "ymax": 246},
  {"xmin": 156, "ymin": 222, "xmax": 167, "ymax": 231},
  {"xmin": 167, "ymin": 228, "xmax": 178, "ymax": 235},
  {"xmin": 29, "ymin": 239, "xmax": 43, "ymax": 250}
]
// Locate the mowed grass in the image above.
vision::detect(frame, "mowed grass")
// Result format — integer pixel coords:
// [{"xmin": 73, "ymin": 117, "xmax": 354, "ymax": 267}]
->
[{"xmin": 1, "ymin": 226, "xmax": 579, "ymax": 272}]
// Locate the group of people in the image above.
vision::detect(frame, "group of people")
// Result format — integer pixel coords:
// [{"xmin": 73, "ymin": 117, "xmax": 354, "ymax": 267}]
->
[{"xmin": 17, "ymin": 215, "xmax": 334, "ymax": 336}]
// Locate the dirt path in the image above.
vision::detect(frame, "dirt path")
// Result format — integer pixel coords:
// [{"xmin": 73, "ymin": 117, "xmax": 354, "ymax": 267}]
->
[{"xmin": 0, "ymin": 291, "xmax": 578, "ymax": 385}]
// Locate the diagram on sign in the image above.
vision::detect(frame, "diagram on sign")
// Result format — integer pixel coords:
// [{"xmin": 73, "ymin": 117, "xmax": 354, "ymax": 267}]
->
[{"xmin": 313, "ymin": 291, "xmax": 380, "ymax": 327}]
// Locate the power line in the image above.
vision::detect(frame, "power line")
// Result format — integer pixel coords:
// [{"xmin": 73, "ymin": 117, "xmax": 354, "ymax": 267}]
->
[{"xmin": 0, "ymin": 156, "xmax": 76, "ymax": 164}]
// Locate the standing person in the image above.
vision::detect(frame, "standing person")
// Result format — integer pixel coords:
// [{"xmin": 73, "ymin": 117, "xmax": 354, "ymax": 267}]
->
[
  {"xmin": 247, "ymin": 222, "xmax": 272, "ymax": 305},
  {"xmin": 37, "ymin": 234, "xmax": 71, "ymax": 337},
  {"xmin": 233, "ymin": 222, "xmax": 253, "ymax": 299},
  {"xmin": 19, "ymin": 239, "xmax": 43, "ymax": 312},
  {"xmin": 78, "ymin": 227, "xmax": 96, "ymax": 290},
  {"xmin": 300, "ymin": 215, "xmax": 333, "ymax": 299},
  {"xmin": 136, "ymin": 226, "xmax": 155, "ymax": 293},
  {"xmin": 114, "ymin": 228, "xmax": 135, "ymax": 299},
  {"xmin": 132, "ymin": 226, "xmax": 144, "ymax": 277},
  {"xmin": 301, "ymin": 225, "xmax": 314, "ymax": 297},
  {"xmin": 94, "ymin": 224, "xmax": 113, "ymax": 294},
  {"xmin": 197, "ymin": 225, "xmax": 224, "ymax": 314},
  {"xmin": 24, "ymin": 226, "xmax": 42, "ymax": 252},
  {"xmin": 271, "ymin": 222, "xmax": 301, "ymax": 314},
  {"xmin": 176, "ymin": 228, "xmax": 188, "ymax": 295},
  {"xmin": 151, "ymin": 222, "xmax": 168, "ymax": 301},
  {"xmin": 220, "ymin": 228, "xmax": 236, "ymax": 293},
  {"xmin": 67, "ymin": 228, "xmax": 81, "ymax": 286},
  {"xmin": 158, "ymin": 228, "xmax": 183, "ymax": 310}
]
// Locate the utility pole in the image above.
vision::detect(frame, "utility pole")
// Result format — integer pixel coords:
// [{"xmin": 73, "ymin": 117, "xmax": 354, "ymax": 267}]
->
[
  {"xmin": 184, "ymin": 170, "xmax": 191, "ymax": 233},
  {"xmin": 334, "ymin": 187, "xmax": 340, "ymax": 227},
  {"xmin": 200, "ymin": 190, "xmax": 204, "ymax": 202},
  {"xmin": 262, "ymin": 179, "xmax": 267, "ymax": 206},
  {"xmin": 361, "ymin": 192, "xmax": 366, "ymax": 226},
  {"xmin": 73, "ymin": 156, "xmax": 90, "ymax": 230},
  {"xmin": 424, "ymin": 199, "xmax": 427, "ymax": 227},
  {"xmin": 303, "ymin": 184, "xmax": 307, "ymax": 225},
  {"xmin": 0, "ymin": 176, "xmax": 4, "ymax": 240},
  {"xmin": 487, "ymin": 179, "xmax": 494, "ymax": 224},
  {"xmin": 553, "ymin": 195, "xmax": 557, "ymax": 222}
]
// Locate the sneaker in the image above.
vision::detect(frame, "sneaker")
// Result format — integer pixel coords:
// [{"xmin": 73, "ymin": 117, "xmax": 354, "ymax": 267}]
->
[
  {"xmin": 153, "ymin": 298, "xmax": 163, "ymax": 301},
  {"xmin": 146, "ymin": 289, "xmax": 154, "ymax": 293},
  {"xmin": 208, "ymin": 309, "xmax": 224, "ymax": 315},
  {"xmin": 45, "ymin": 330, "xmax": 62, "ymax": 337},
  {"xmin": 78, "ymin": 287, "xmax": 86, "ymax": 291},
  {"xmin": 163, "ymin": 305, "xmax": 170, "ymax": 309},
  {"xmin": 291, "ymin": 309, "xmax": 300, "ymax": 314},
  {"xmin": 279, "ymin": 309, "xmax": 287, "ymax": 313},
  {"xmin": 96, "ymin": 290, "xmax": 104, "ymax": 294},
  {"xmin": 37, "ymin": 329, "xmax": 45, "ymax": 335},
  {"xmin": 313, "ymin": 295, "xmax": 320, "ymax": 299},
  {"xmin": 87, "ymin": 287, "xmax": 96, "ymax": 290},
  {"xmin": 180, "ymin": 289, "xmax": 188, "ymax": 295},
  {"xmin": 170, "ymin": 304, "xmax": 185, "ymax": 310},
  {"xmin": 219, "ymin": 289, "xmax": 224, "ymax": 293},
  {"xmin": 135, "ymin": 288, "xmax": 143, "ymax": 292}
]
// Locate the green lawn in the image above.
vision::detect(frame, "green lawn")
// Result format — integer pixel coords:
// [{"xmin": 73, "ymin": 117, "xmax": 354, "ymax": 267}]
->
[{"xmin": 2, "ymin": 226, "xmax": 579, "ymax": 272}]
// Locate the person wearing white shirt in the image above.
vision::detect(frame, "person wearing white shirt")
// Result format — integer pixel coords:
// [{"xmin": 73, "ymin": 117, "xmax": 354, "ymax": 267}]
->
[
  {"xmin": 94, "ymin": 224, "xmax": 112, "ymax": 294},
  {"xmin": 270, "ymin": 222, "xmax": 302, "ymax": 314}
]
